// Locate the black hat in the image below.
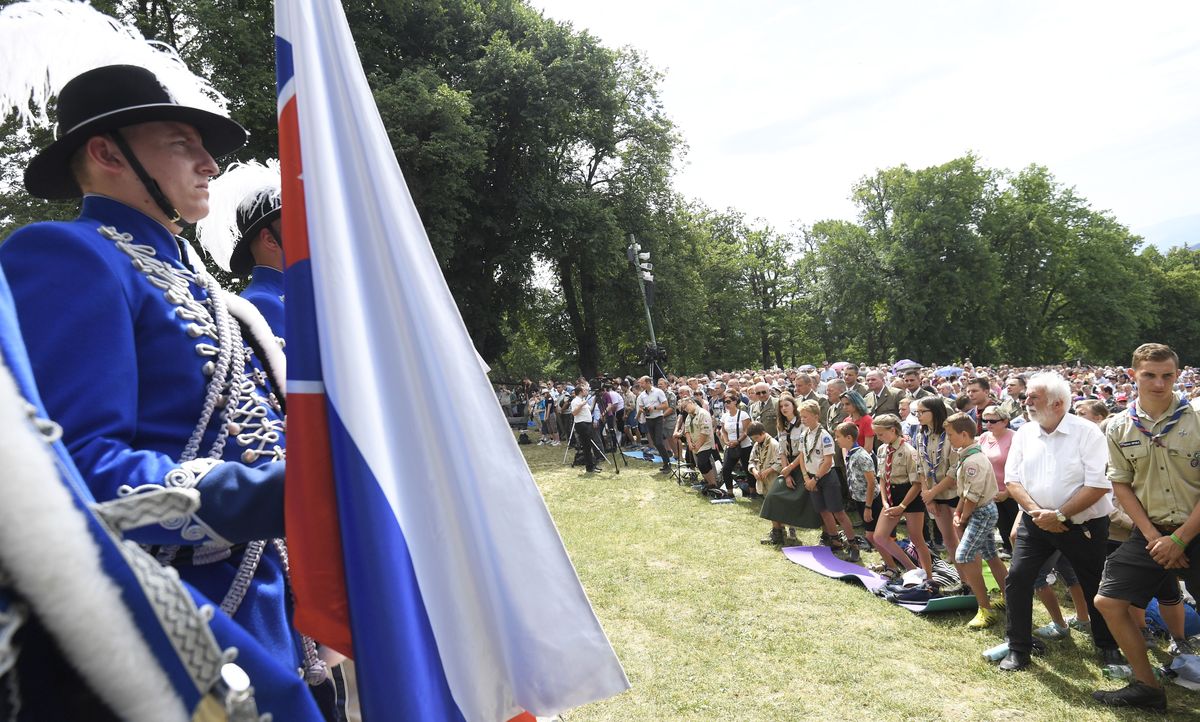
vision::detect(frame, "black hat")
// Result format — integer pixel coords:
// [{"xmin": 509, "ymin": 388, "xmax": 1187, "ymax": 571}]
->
[
  {"xmin": 229, "ymin": 188, "xmax": 282, "ymax": 276},
  {"xmin": 24, "ymin": 64, "xmax": 247, "ymax": 199}
]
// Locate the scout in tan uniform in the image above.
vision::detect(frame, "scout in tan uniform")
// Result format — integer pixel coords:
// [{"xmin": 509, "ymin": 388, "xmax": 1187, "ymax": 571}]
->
[
  {"xmin": 870, "ymin": 414, "xmax": 933, "ymax": 580},
  {"xmin": 1094, "ymin": 343, "xmax": 1200, "ymax": 713},
  {"xmin": 916, "ymin": 395, "xmax": 962, "ymax": 561},
  {"xmin": 748, "ymin": 422, "xmax": 785, "ymax": 543},
  {"xmin": 946, "ymin": 413, "xmax": 1008, "ymax": 629}
]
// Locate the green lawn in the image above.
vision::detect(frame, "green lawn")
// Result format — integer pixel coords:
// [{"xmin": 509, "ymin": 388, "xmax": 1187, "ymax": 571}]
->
[{"xmin": 522, "ymin": 440, "xmax": 1200, "ymax": 721}]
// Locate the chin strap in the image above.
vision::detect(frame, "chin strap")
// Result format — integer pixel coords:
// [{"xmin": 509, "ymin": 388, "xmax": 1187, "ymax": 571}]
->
[{"xmin": 108, "ymin": 131, "xmax": 183, "ymax": 225}]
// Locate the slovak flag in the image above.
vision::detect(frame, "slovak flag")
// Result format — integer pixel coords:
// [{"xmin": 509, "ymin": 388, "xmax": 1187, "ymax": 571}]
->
[{"xmin": 274, "ymin": 1, "xmax": 629, "ymax": 720}]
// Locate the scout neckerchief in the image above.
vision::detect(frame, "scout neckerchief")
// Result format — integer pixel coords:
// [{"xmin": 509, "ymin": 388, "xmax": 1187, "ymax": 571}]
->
[
  {"xmin": 1129, "ymin": 395, "xmax": 1188, "ymax": 448},
  {"xmin": 883, "ymin": 440, "xmax": 896, "ymax": 505},
  {"xmin": 783, "ymin": 415, "xmax": 800, "ymax": 459},
  {"xmin": 956, "ymin": 445, "xmax": 984, "ymax": 475},
  {"xmin": 920, "ymin": 428, "xmax": 946, "ymax": 477},
  {"xmin": 802, "ymin": 424, "xmax": 821, "ymax": 463}
]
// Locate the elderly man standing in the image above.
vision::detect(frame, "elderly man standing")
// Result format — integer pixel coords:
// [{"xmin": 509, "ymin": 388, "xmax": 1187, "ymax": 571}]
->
[
  {"xmin": 795, "ymin": 372, "xmax": 830, "ymax": 426},
  {"xmin": 636, "ymin": 375, "xmax": 674, "ymax": 473},
  {"xmin": 1092, "ymin": 344, "xmax": 1200, "ymax": 712},
  {"xmin": 999, "ymin": 372, "xmax": 1121, "ymax": 671},
  {"xmin": 865, "ymin": 369, "xmax": 902, "ymax": 419},
  {"xmin": 750, "ymin": 382, "xmax": 778, "ymax": 439}
]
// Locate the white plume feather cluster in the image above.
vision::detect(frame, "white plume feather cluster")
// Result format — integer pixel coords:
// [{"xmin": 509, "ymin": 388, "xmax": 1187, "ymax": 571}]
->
[
  {"xmin": 195, "ymin": 159, "xmax": 281, "ymax": 272},
  {"xmin": 0, "ymin": 0, "xmax": 230, "ymax": 130}
]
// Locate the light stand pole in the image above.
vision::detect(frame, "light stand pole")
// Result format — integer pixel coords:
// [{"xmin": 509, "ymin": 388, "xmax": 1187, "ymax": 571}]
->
[{"xmin": 627, "ymin": 234, "xmax": 657, "ymax": 353}]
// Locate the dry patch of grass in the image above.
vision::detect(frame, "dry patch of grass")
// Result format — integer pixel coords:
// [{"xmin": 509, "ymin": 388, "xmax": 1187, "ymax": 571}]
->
[{"xmin": 523, "ymin": 440, "xmax": 1200, "ymax": 721}]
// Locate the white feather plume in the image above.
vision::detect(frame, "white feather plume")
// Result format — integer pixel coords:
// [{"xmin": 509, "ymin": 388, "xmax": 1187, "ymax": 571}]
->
[
  {"xmin": 195, "ymin": 159, "xmax": 281, "ymax": 272},
  {"xmin": 0, "ymin": 0, "xmax": 230, "ymax": 130}
]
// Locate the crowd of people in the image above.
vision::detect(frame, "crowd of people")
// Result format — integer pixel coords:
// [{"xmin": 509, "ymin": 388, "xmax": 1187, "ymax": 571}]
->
[{"xmin": 506, "ymin": 347, "xmax": 1200, "ymax": 713}]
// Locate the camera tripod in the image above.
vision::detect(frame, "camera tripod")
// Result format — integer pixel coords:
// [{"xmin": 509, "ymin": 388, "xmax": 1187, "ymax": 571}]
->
[{"xmin": 562, "ymin": 420, "xmax": 622, "ymax": 473}]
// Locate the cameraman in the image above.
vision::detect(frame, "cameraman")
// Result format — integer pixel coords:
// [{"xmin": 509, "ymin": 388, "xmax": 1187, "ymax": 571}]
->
[
  {"xmin": 570, "ymin": 386, "xmax": 599, "ymax": 473},
  {"xmin": 637, "ymin": 375, "xmax": 674, "ymax": 473}
]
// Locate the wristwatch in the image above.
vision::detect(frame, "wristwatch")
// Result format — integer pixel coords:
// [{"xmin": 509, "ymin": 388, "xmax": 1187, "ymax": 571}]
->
[{"xmin": 1054, "ymin": 510, "xmax": 1067, "ymax": 524}]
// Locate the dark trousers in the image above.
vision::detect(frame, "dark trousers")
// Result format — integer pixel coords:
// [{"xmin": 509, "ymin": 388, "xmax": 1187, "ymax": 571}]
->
[
  {"xmin": 1005, "ymin": 514, "xmax": 1114, "ymax": 654},
  {"xmin": 996, "ymin": 497, "xmax": 1020, "ymax": 552},
  {"xmin": 646, "ymin": 416, "xmax": 672, "ymax": 465},
  {"xmin": 721, "ymin": 444, "xmax": 751, "ymax": 490},
  {"xmin": 575, "ymin": 421, "xmax": 597, "ymax": 470}
]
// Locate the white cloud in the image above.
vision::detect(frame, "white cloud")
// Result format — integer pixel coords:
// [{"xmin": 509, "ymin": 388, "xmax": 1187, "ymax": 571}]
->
[{"xmin": 534, "ymin": 1, "xmax": 1200, "ymax": 241}]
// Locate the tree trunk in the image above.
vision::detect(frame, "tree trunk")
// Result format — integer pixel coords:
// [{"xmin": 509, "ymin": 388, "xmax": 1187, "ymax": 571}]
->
[{"xmin": 558, "ymin": 256, "xmax": 600, "ymax": 379}]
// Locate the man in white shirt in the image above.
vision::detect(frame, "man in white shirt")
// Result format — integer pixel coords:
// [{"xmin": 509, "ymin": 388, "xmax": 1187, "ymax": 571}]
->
[
  {"xmin": 569, "ymin": 386, "xmax": 599, "ymax": 473},
  {"xmin": 999, "ymin": 372, "xmax": 1121, "ymax": 672},
  {"xmin": 637, "ymin": 376, "xmax": 673, "ymax": 473}
]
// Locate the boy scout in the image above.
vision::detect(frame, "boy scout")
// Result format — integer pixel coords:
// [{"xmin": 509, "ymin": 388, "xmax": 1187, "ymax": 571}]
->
[
  {"xmin": 946, "ymin": 413, "xmax": 1007, "ymax": 629},
  {"xmin": 1094, "ymin": 343, "xmax": 1200, "ymax": 713}
]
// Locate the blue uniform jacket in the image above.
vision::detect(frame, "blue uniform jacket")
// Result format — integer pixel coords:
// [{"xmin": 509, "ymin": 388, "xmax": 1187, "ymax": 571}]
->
[
  {"xmin": 243, "ymin": 265, "xmax": 285, "ymax": 339},
  {"xmin": 0, "ymin": 196, "xmax": 299, "ymax": 671},
  {"xmin": 0, "ymin": 260, "xmax": 322, "ymax": 721}
]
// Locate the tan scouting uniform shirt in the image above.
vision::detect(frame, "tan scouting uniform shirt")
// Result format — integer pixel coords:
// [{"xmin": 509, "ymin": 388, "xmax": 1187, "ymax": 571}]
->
[
  {"xmin": 918, "ymin": 429, "xmax": 961, "ymax": 500},
  {"xmin": 876, "ymin": 438, "xmax": 920, "ymax": 505},
  {"xmin": 1106, "ymin": 397, "xmax": 1200, "ymax": 527},
  {"xmin": 748, "ymin": 434, "xmax": 783, "ymax": 494},
  {"xmin": 955, "ymin": 442, "xmax": 997, "ymax": 505}
]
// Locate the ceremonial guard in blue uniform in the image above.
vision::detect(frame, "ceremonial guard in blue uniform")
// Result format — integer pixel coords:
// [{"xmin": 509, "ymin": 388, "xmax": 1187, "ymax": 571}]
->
[
  {"xmin": 196, "ymin": 160, "xmax": 286, "ymax": 339},
  {"xmin": 0, "ymin": 255, "xmax": 323, "ymax": 721},
  {"xmin": 0, "ymin": 54, "xmax": 330, "ymax": 713}
]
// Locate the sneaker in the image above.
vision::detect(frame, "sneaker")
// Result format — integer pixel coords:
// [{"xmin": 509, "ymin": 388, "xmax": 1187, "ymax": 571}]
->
[
  {"xmin": 550, "ymin": 440, "xmax": 560, "ymax": 446},
  {"xmin": 1091, "ymin": 681, "xmax": 1167, "ymax": 713},
  {"xmin": 990, "ymin": 596, "xmax": 1006, "ymax": 613},
  {"xmin": 1168, "ymin": 637, "xmax": 1195, "ymax": 656},
  {"xmin": 1034, "ymin": 621, "xmax": 1070, "ymax": 640},
  {"xmin": 786, "ymin": 528, "xmax": 799, "ymax": 542},
  {"xmin": 760, "ymin": 528, "xmax": 785, "ymax": 546},
  {"xmin": 998, "ymin": 549, "xmax": 1012, "ymax": 561},
  {"xmin": 852, "ymin": 535, "xmax": 873, "ymax": 551},
  {"xmin": 1141, "ymin": 626, "xmax": 1157, "ymax": 646},
  {"xmin": 1067, "ymin": 615, "xmax": 1092, "ymax": 634},
  {"xmin": 968, "ymin": 607, "xmax": 997, "ymax": 629},
  {"xmin": 537, "ymin": 439, "xmax": 546, "ymax": 445}
]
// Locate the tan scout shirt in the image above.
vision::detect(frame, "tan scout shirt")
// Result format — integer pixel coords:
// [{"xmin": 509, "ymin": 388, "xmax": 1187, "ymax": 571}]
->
[
  {"xmin": 748, "ymin": 434, "xmax": 782, "ymax": 494},
  {"xmin": 955, "ymin": 443, "xmax": 997, "ymax": 505},
  {"xmin": 876, "ymin": 438, "xmax": 921, "ymax": 505},
  {"xmin": 1106, "ymin": 397, "xmax": 1200, "ymax": 527},
  {"xmin": 918, "ymin": 429, "xmax": 961, "ymax": 500},
  {"xmin": 685, "ymin": 407, "xmax": 713, "ymax": 447}
]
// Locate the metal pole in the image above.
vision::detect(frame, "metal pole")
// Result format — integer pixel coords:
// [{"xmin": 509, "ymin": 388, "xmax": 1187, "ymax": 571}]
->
[{"xmin": 629, "ymin": 234, "xmax": 657, "ymax": 349}]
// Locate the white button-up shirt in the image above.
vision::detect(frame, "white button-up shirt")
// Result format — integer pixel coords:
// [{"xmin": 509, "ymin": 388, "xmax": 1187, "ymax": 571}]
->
[{"xmin": 1004, "ymin": 411, "xmax": 1113, "ymax": 523}]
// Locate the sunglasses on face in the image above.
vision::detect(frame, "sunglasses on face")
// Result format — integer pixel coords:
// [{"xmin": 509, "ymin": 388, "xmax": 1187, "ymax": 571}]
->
[{"xmin": 982, "ymin": 418, "xmax": 1002, "ymax": 424}]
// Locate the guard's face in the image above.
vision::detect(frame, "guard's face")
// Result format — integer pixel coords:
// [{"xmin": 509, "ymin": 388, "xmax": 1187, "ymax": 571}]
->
[{"xmin": 122, "ymin": 121, "xmax": 217, "ymax": 225}]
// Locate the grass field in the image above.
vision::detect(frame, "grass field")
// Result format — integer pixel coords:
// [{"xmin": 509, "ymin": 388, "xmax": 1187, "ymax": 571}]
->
[{"xmin": 522, "ymin": 439, "xmax": 1200, "ymax": 721}]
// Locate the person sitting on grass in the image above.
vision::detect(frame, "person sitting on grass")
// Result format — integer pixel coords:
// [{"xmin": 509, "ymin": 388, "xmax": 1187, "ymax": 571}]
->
[
  {"xmin": 870, "ymin": 414, "xmax": 932, "ymax": 581},
  {"xmin": 796, "ymin": 400, "xmax": 860, "ymax": 561},
  {"xmin": 747, "ymin": 422, "xmax": 786, "ymax": 544},
  {"xmin": 946, "ymin": 412, "xmax": 1008, "ymax": 628},
  {"xmin": 761, "ymin": 394, "xmax": 822, "ymax": 545},
  {"xmin": 837, "ymin": 421, "xmax": 876, "ymax": 553}
]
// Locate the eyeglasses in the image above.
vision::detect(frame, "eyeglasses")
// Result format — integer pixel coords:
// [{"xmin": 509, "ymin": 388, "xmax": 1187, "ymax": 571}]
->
[{"xmin": 917, "ymin": 409, "xmax": 932, "ymax": 415}]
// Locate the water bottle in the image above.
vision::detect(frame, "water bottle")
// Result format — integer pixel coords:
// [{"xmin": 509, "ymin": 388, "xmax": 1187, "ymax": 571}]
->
[
  {"xmin": 983, "ymin": 641, "xmax": 1009, "ymax": 662},
  {"xmin": 710, "ymin": 498, "xmax": 734, "ymax": 504}
]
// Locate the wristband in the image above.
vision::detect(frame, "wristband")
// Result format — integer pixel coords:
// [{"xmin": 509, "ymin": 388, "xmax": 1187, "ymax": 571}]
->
[
  {"xmin": 1170, "ymin": 533, "xmax": 1188, "ymax": 550},
  {"xmin": 899, "ymin": 503, "xmax": 908, "ymax": 511}
]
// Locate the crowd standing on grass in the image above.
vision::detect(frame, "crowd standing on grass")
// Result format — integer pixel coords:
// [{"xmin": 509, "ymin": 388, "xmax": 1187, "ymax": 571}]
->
[{"xmin": 503, "ymin": 346, "xmax": 1200, "ymax": 713}]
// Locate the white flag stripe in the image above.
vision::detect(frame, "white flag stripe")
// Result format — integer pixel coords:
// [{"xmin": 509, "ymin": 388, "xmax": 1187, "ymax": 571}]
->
[{"xmin": 281, "ymin": 1, "xmax": 628, "ymax": 720}]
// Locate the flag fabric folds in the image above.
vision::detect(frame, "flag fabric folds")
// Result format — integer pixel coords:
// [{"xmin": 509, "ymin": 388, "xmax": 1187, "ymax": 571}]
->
[{"xmin": 274, "ymin": 1, "xmax": 630, "ymax": 720}]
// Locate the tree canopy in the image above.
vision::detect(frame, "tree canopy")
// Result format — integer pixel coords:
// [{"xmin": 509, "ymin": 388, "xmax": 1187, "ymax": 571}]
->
[{"xmin": 1, "ymin": 0, "xmax": 1194, "ymax": 375}]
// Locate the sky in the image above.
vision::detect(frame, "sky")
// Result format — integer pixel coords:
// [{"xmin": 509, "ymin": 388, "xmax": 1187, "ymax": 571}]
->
[{"xmin": 531, "ymin": 1, "xmax": 1200, "ymax": 248}]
